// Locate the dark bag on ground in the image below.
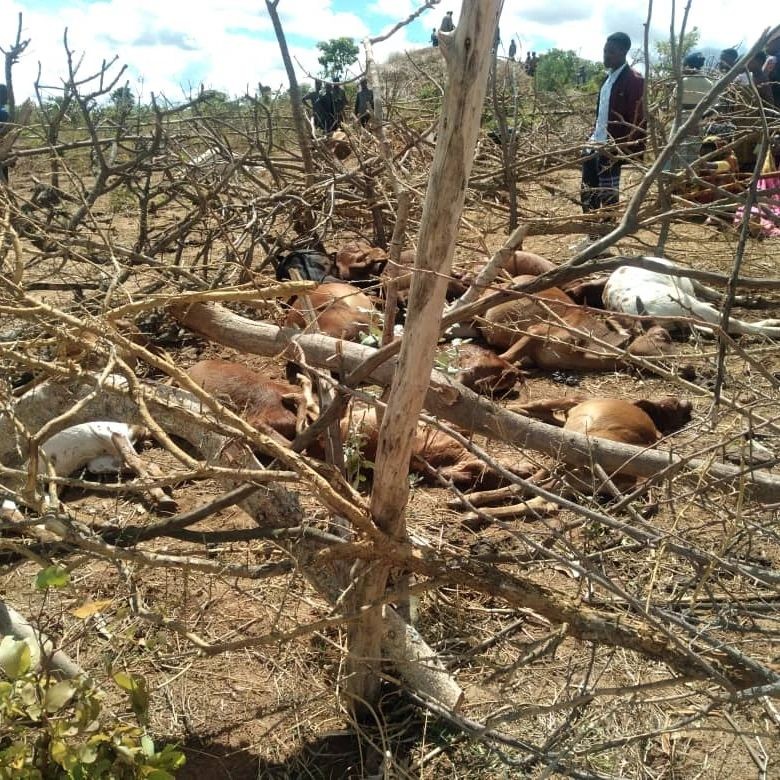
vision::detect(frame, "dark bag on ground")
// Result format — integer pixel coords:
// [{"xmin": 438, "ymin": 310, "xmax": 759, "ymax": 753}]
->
[{"xmin": 275, "ymin": 250, "xmax": 333, "ymax": 283}]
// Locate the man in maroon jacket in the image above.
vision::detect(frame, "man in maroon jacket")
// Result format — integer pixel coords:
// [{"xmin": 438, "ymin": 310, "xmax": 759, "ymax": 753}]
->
[{"xmin": 581, "ymin": 32, "xmax": 646, "ymax": 216}]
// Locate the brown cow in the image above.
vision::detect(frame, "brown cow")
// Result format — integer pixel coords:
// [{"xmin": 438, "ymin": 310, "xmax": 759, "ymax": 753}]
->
[
  {"xmin": 511, "ymin": 395, "xmax": 691, "ymax": 441},
  {"xmin": 381, "ymin": 249, "xmax": 468, "ymax": 306},
  {"xmin": 185, "ymin": 359, "xmax": 316, "ymax": 444},
  {"xmin": 479, "ymin": 275, "xmax": 673, "ymax": 371},
  {"xmin": 439, "ymin": 342, "xmax": 522, "ymax": 395},
  {"xmin": 284, "ymin": 281, "xmax": 379, "ymax": 341},
  {"xmin": 343, "ymin": 403, "xmax": 534, "ymax": 486},
  {"xmin": 457, "ymin": 395, "xmax": 692, "ymax": 520},
  {"xmin": 334, "ymin": 240, "xmax": 388, "ymax": 281}
]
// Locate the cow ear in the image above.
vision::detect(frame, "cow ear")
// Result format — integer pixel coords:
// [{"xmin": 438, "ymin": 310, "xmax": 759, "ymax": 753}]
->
[
  {"xmin": 632, "ymin": 398, "xmax": 668, "ymax": 432},
  {"xmin": 632, "ymin": 398, "xmax": 656, "ymax": 416}
]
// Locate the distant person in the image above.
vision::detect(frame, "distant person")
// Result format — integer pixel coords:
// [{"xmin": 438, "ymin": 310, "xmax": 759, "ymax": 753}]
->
[
  {"xmin": 524, "ymin": 51, "xmax": 532, "ymax": 74},
  {"xmin": 0, "ymin": 84, "xmax": 10, "ymax": 184},
  {"xmin": 580, "ymin": 32, "xmax": 646, "ymax": 217},
  {"xmin": 332, "ymin": 83, "xmax": 347, "ymax": 126},
  {"xmin": 304, "ymin": 80, "xmax": 326, "ymax": 133},
  {"xmin": 440, "ymin": 11, "xmax": 455, "ymax": 33},
  {"xmin": 666, "ymin": 52, "xmax": 714, "ymax": 172},
  {"xmin": 744, "ymin": 51, "xmax": 773, "ymax": 103},
  {"xmin": 431, "ymin": 28, "xmax": 439, "ymax": 47},
  {"xmin": 763, "ymin": 32, "xmax": 780, "ymax": 105},
  {"xmin": 508, "ymin": 39, "xmax": 517, "ymax": 61},
  {"xmin": 529, "ymin": 52, "xmax": 539, "ymax": 76},
  {"xmin": 679, "ymin": 52, "xmax": 714, "ymax": 114},
  {"xmin": 316, "ymin": 84, "xmax": 338, "ymax": 133},
  {"xmin": 354, "ymin": 79, "xmax": 374, "ymax": 128},
  {"xmin": 576, "ymin": 65, "xmax": 587, "ymax": 85},
  {"xmin": 719, "ymin": 48, "xmax": 739, "ymax": 73}
]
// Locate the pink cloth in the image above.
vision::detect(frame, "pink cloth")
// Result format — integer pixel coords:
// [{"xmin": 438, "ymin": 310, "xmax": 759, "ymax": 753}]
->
[{"xmin": 734, "ymin": 174, "xmax": 780, "ymax": 237}]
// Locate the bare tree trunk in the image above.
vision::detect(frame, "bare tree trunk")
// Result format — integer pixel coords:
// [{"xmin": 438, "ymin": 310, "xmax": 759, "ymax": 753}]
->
[
  {"xmin": 2, "ymin": 13, "xmax": 30, "ymax": 119},
  {"xmin": 345, "ymin": 0, "xmax": 502, "ymax": 713},
  {"xmin": 265, "ymin": 0, "xmax": 314, "ymax": 182}
]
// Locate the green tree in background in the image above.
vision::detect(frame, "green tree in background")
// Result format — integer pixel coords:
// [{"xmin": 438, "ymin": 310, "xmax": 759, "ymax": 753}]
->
[
  {"xmin": 649, "ymin": 27, "xmax": 701, "ymax": 76},
  {"xmin": 317, "ymin": 37, "xmax": 359, "ymax": 81},
  {"xmin": 535, "ymin": 49, "xmax": 602, "ymax": 93},
  {"xmin": 110, "ymin": 85, "xmax": 134, "ymax": 113}
]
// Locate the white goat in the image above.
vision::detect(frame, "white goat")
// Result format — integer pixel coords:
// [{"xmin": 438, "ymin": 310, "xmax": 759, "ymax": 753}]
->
[{"xmin": 603, "ymin": 258, "xmax": 780, "ymax": 337}]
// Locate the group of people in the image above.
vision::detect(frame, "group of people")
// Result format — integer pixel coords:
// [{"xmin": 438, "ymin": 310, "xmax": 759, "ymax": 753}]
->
[
  {"xmin": 430, "ymin": 10, "xmax": 455, "ymax": 47},
  {"xmin": 303, "ymin": 78, "xmax": 374, "ymax": 134},
  {"xmin": 303, "ymin": 80, "xmax": 346, "ymax": 134},
  {"xmin": 580, "ymin": 28, "xmax": 780, "ymax": 229}
]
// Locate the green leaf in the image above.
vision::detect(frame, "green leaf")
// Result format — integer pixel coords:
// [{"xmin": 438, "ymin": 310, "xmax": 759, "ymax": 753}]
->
[
  {"xmin": 141, "ymin": 770, "xmax": 175, "ymax": 780},
  {"xmin": 50, "ymin": 738, "xmax": 69, "ymax": 765},
  {"xmin": 43, "ymin": 680, "xmax": 77, "ymax": 712},
  {"xmin": 113, "ymin": 672, "xmax": 149, "ymax": 723},
  {"xmin": 0, "ymin": 637, "xmax": 32, "ymax": 679},
  {"xmin": 141, "ymin": 734, "xmax": 155, "ymax": 758},
  {"xmin": 153, "ymin": 745, "xmax": 186, "ymax": 771},
  {"xmin": 77, "ymin": 741, "xmax": 99, "ymax": 764},
  {"xmin": 112, "ymin": 671, "xmax": 135, "ymax": 692},
  {"xmin": 35, "ymin": 566, "xmax": 70, "ymax": 590}
]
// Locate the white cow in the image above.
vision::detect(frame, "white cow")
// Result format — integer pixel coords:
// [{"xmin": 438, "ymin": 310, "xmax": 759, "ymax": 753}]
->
[{"xmin": 603, "ymin": 258, "xmax": 780, "ymax": 338}]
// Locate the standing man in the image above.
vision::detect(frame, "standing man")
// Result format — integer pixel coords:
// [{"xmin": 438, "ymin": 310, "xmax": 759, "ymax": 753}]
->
[
  {"xmin": 763, "ymin": 33, "xmax": 780, "ymax": 106},
  {"xmin": 440, "ymin": 11, "xmax": 455, "ymax": 33},
  {"xmin": 431, "ymin": 28, "xmax": 439, "ymax": 47},
  {"xmin": 354, "ymin": 79, "xmax": 374, "ymax": 128},
  {"xmin": 303, "ymin": 80, "xmax": 326, "ymax": 134},
  {"xmin": 581, "ymin": 32, "xmax": 646, "ymax": 217},
  {"xmin": 332, "ymin": 82, "xmax": 347, "ymax": 128},
  {"xmin": 508, "ymin": 39, "xmax": 517, "ymax": 61}
]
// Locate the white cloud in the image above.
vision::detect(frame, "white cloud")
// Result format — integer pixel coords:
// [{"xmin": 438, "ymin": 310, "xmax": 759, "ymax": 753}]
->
[
  {"xmin": 501, "ymin": 0, "xmax": 774, "ymax": 63},
  {"xmin": 4, "ymin": 0, "xmax": 776, "ymax": 103}
]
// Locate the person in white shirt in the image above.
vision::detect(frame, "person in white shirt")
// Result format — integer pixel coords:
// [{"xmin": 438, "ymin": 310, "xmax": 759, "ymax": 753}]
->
[{"xmin": 580, "ymin": 32, "xmax": 646, "ymax": 216}]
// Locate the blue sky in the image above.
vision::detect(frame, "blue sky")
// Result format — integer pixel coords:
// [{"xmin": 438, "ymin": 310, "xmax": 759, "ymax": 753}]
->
[{"xmin": 4, "ymin": 0, "xmax": 775, "ymax": 102}]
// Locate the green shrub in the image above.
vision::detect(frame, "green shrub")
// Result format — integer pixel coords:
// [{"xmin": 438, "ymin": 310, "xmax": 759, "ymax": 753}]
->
[{"xmin": 0, "ymin": 635, "xmax": 185, "ymax": 779}]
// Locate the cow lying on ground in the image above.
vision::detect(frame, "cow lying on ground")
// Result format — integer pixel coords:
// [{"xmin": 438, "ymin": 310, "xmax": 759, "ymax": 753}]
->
[
  {"xmin": 478, "ymin": 275, "xmax": 674, "ymax": 371},
  {"xmin": 499, "ymin": 250, "xmax": 610, "ymax": 306},
  {"xmin": 181, "ymin": 359, "xmax": 531, "ymax": 486},
  {"xmin": 381, "ymin": 248, "xmax": 468, "ymax": 306},
  {"xmin": 454, "ymin": 395, "xmax": 692, "ymax": 521},
  {"xmin": 438, "ymin": 342, "xmax": 522, "ymax": 395},
  {"xmin": 518, "ymin": 395, "xmax": 692, "ymax": 443},
  {"xmin": 186, "ymin": 359, "xmax": 317, "ymax": 444},
  {"xmin": 284, "ymin": 281, "xmax": 379, "ymax": 342},
  {"xmin": 334, "ymin": 240, "xmax": 389, "ymax": 281},
  {"xmin": 603, "ymin": 258, "xmax": 780, "ymax": 337},
  {"xmin": 343, "ymin": 402, "xmax": 534, "ymax": 487}
]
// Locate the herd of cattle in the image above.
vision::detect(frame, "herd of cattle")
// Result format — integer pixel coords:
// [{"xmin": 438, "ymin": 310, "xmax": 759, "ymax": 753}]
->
[{"xmin": 9, "ymin": 242, "xmax": 779, "ymax": 521}]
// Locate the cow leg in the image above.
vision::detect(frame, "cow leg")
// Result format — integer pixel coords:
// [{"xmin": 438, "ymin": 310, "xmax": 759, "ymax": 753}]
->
[
  {"xmin": 448, "ymin": 465, "xmax": 548, "ymax": 508},
  {"xmin": 460, "ymin": 495, "xmax": 559, "ymax": 524},
  {"xmin": 499, "ymin": 334, "xmax": 535, "ymax": 364},
  {"xmin": 508, "ymin": 397, "xmax": 586, "ymax": 425}
]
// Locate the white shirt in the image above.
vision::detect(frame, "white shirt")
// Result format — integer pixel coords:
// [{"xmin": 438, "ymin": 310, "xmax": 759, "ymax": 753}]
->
[
  {"xmin": 680, "ymin": 73, "xmax": 714, "ymax": 110},
  {"xmin": 590, "ymin": 63, "xmax": 626, "ymax": 143}
]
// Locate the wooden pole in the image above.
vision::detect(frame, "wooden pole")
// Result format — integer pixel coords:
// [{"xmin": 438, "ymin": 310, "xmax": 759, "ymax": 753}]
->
[{"xmin": 346, "ymin": 0, "xmax": 502, "ymax": 713}]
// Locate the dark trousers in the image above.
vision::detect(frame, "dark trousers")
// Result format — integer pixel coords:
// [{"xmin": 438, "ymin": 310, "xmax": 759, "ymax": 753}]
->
[{"xmin": 581, "ymin": 152, "xmax": 622, "ymax": 213}]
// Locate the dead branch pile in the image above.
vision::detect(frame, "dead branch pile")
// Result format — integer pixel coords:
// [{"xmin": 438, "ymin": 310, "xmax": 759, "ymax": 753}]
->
[{"xmin": 1, "ymin": 11, "xmax": 779, "ymax": 779}]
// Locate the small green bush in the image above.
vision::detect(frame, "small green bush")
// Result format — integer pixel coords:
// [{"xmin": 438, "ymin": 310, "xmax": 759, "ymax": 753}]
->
[{"xmin": 0, "ymin": 634, "xmax": 185, "ymax": 779}]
